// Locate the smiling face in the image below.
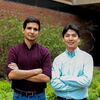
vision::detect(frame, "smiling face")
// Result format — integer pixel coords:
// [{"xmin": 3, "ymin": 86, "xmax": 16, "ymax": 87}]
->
[
  {"xmin": 63, "ymin": 29, "xmax": 80, "ymax": 51},
  {"xmin": 22, "ymin": 22, "xmax": 39, "ymax": 42}
]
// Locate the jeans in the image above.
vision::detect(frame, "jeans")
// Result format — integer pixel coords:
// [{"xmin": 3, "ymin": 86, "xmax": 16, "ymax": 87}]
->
[{"xmin": 13, "ymin": 92, "xmax": 46, "ymax": 100}]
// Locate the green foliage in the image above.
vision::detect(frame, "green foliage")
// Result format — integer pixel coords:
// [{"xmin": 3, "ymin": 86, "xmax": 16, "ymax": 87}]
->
[
  {"xmin": 37, "ymin": 24, "xmax": 65, "ymax": 61},
  {"xmin": 88, "ymin": 69, "xmax": 100, "ymax": 100},
  {"xmin": 0, "ymin": 79, "xmax": 13, "ymax": 100},
  {"xmin": 46, "ymin": 83, "xmax": 56, "ymax": 100},
  {"xmin": 0, "ymin": 16, "xmax": 23, "ymax": 77}
]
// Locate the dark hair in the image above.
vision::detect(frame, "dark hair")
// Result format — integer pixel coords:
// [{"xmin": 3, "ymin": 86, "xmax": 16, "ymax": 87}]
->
[
  {"xmin": 23, "ymin": 17, "xmax": 40, "ymax": 30},
  {"xmin": 62, "ymin": 24, "xmax": 80, "ymax": 38}
]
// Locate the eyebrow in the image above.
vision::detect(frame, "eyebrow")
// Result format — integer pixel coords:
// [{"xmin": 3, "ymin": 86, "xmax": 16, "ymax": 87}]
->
[{"xmin": 27, "ymin": 27, "xmax": 39, "ymax": 31}]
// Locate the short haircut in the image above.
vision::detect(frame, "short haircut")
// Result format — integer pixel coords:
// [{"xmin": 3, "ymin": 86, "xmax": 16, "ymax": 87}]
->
[
  {"xmin": 23, "ymin": 17, "xmax": 40, "ymax": 30},
  {"xmin": 62, "ymin": 24, "xmax": 80, "ymax": 38}
]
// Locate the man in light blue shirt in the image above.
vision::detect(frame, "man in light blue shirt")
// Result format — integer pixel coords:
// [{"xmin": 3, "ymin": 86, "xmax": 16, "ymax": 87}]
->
[{"xmin": 51, "ymin": 25, "xmax": 93, "ymax": 100}]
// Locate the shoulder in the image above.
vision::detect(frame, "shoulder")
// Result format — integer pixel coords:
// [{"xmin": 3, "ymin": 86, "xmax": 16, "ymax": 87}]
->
[
  {"xmin": 37, "ymin": 44, "xmax": 50, "ymax": 53},
  {"xmin": 79, "ymin": 49, "xmax": 93, "ymax": 59},
  {"xmin": 54, "ymin": 52, "xmax": 66, "ymax": 62},
  {"xmin": 9, "ymin": 43, "xmax": 22, "ymax": 52},
  {"xmin": 52, "ymin": 52, "xmax": 66, "ymax": 67},
  {"xmin": 37, "ymin": 44, "xmax": 50, "ymax": 55}
]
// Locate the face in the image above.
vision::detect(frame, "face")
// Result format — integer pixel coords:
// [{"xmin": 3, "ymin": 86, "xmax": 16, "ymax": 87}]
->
[
  {"xmin": 63, "ymin": 29, "xmax": 80, "ymax": 50},
  {"xmin": 22, "ymin": 22, "xmax": 39, "ymax": 42}
]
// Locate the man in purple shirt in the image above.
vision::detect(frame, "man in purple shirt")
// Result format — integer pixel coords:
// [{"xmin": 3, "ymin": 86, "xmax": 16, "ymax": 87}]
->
[{"xmin": 6, "ymin": 17, "xmax": 52, "ymax": 100}]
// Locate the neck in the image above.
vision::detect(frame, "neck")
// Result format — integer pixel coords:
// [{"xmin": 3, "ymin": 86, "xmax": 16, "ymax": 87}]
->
[
  {"xmin": 67, "ymin": 47, "xmax": 76, "ymax": 53},
  {"xmin": 24, "ymin": 38, "xmax": 36, "ymax": 49}
]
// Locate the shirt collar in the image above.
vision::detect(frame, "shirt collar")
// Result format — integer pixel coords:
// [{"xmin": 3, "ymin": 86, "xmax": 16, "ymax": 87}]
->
[
  {"xmin": 23, "ymin": 41, "xmax": 37, "ymax": 50},
  {"xmin": 65, "ymin": 47, "xmax": 79, "ymax": 58}
]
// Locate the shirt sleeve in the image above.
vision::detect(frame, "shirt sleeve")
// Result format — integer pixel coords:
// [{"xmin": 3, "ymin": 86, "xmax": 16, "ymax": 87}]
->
[
  {"xmin": 60, "ymin": 55, "xmax": 93, "ymax": 88},
  {"xmin": 6, "ymin": 47, "xmax": 17, "ymax": 75},
  {"xmin": 41, "ymin": 48, "xmax": 52, "ymax": 78},
  {"xmin": 51, "ymin": 60, "xmax": 81, "ymax": 92}
]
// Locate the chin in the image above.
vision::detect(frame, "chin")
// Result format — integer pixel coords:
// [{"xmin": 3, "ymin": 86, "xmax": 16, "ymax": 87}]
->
[
  {"xmin": 30, "ymin": 39, "xmax": 35, "ymax": 41},
  {"xmin": 68, "ymin": 46, "xmax": 76, "ymax": 49},
  {"xmin": 27, "ymin": 38, "xmax": 35, "ymax": 41}
]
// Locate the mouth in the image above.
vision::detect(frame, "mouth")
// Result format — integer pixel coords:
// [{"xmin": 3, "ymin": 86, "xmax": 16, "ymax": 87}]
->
[
  {"xmin": 29, "ymin": 35, "xmax": 35, "ymax": 38},
  {"xmin": 68, "ymin": 42, "xmax": 74, "ymax": 45}
]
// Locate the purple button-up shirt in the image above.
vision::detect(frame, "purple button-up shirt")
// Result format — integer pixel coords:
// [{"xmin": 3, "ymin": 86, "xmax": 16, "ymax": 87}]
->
[{"xmin": 6, "ymin": 42, "xmax": 52, "ymax": 91}]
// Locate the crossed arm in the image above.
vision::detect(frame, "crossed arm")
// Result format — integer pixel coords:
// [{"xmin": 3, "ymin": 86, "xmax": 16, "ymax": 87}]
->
[
  {"xmin": 51, "ymin": 56, "xmax": 93, "ymax": 92},
  {"xmin": 8, "ymin": 63, "xmax": 50, "ymax": 82}
]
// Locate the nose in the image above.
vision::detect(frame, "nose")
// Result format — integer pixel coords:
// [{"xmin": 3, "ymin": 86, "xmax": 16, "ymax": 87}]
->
[
  {"xmin": 30, "ymin": 29, "xmax": 34, "ymax": 33},
  {"xmin": 69, "ymin": 36, "xmax": 73, "ymax": 40}
]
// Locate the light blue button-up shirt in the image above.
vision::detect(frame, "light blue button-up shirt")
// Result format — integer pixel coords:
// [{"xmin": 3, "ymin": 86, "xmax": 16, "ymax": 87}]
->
[{"xmin": 51, "ymin": 47, "xmax": 93, "ymax": 99}]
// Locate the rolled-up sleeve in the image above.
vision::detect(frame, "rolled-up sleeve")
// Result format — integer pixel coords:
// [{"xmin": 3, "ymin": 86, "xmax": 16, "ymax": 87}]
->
[
  {"xmin": 6, "ymin": 47, "xmax": 17, "ymax": 76},
  {"xmin": 41, "ymin": 49, "xmax": 52, "ymax": 78},
  {"xmin": 60, "ymin": 55, "xmax": 93, "ymax": 88},
  {"xmin": 51, "ymin": 60, "xmax": 80, "ymax": 92}
]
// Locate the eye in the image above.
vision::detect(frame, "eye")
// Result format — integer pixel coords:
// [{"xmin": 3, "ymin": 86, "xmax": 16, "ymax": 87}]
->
[
  {"xmin": 65, "ymin": 34, "xmax": 69, "ymax": 37},
  {"xmin": 72, "ymin": 34, "xmax": 78, "ymax": 37},
  {"xmin": 26, "ymin": 27, "xmax": 39, "ymax": 31},
  {"xmin": 27, "ymin": 27, "xmax": 32, "ymax": 30},
  {"xmin": 33, "ymin": 28, "xmax": 39, "ymax": 31}
]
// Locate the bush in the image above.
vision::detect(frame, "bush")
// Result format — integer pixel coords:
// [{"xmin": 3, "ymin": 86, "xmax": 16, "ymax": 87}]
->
[
  {"xmin": 0, "ymin": 79, "xmax": 13, "ymax": 100},
  {"xmin": 37, "ymin": 24, "xmax": 65, "ymax": 61},
  {"xmin": 0, "ymin": 16, "xmax": 23, "ymax": 77},
  {"xmin": 88, "ymin": 69, "xmax": 100, "ymax": 100},
  {"xmin": 46, "ymin": 83, "xmax": 56, "ymax": 100}
]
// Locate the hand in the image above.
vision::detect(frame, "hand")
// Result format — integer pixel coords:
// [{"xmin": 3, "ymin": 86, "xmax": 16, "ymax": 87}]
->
[{"xmin": 8, "ymin": 62, "xmax": 19, "ymax": 70}]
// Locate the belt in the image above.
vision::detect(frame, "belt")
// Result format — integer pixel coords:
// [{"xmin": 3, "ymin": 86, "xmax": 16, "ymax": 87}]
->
[
  {"xmin": 14, "ymin": 88, "xmax": 44, "ymax": 96},
  {"xmin": 57, "ymin": 96, "xmax": 87, "ymax": 100}
]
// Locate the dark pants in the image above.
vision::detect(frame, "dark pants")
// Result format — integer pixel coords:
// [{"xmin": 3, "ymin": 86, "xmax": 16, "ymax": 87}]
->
[{"xmin": 56, "ymin": 96, "xmax": 87, "ymax": 100}]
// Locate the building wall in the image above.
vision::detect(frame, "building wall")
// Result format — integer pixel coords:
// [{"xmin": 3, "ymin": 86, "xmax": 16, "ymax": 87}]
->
[{"xmin": 0, "ymin": 0, "xmax": 90, "ymax": 26}]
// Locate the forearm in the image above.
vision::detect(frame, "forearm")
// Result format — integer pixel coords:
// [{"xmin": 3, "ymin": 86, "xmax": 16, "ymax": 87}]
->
[
  {"xmin": 60, "ymin": 75, "xmax": 92, "ymax": 88},
  {"xmin": 26, "ymin": 74, "xmax": 50, "ymax": 82},
  {"xmin": 60, "ymin": 62, "xmax": 93, "ymax": 88},
  {"xmin": 51, "ymin": 78, "xmax": 80, "ymax": 91},
  {"xmin": 8, "ymin": 69, "xmax": 42, "ymax": 80}
]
